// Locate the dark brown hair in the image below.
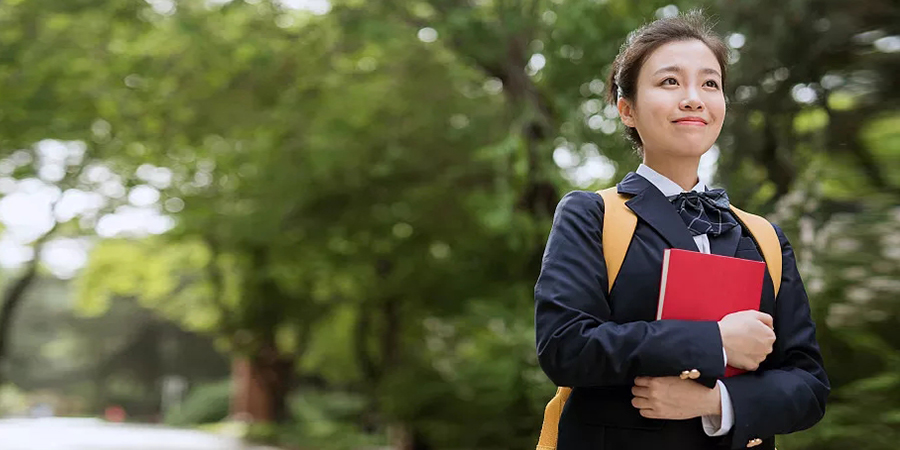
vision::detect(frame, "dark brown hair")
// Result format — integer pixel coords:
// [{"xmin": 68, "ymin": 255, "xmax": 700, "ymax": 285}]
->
[{"xmin": 606, "ymin": 11, "xmax": 729, "ymax": 152}]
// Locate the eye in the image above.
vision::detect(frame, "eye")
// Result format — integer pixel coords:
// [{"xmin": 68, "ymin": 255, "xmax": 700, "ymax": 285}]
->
[
  {"xmin": 661, "ymin": 77, "xmax": 678, "ymax": 86},
  {"xmin": 704, "ymin": 80, "xmax": 720, "ymax": 89}
]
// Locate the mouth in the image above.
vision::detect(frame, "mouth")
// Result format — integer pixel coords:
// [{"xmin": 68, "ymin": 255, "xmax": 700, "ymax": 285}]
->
[{"xmin": 672, "ymin": 118, "xmax": 708, "ymax": 126}]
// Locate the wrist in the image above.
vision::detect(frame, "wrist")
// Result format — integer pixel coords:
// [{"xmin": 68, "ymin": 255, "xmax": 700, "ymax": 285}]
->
[{"xmin": 717, "ymin": 322, "xmax": 730, "ymax": 363}]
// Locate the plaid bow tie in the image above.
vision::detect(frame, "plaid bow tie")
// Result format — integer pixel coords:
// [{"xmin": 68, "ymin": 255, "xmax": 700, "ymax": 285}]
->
[{"xmin": 668, "ymin": 189, "xmax": 738, "ymax": 237}]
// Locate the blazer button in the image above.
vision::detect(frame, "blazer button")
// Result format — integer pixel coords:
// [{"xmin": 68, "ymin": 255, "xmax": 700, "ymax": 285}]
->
[
  {"xmin": 747, "ymin": 438, "xmax": 763, "ymax": 447},
  {"xmin": 688, "ymin": 369, "xmax": 701, "ymax": 379},
  {"xmin": 680, "ymin": 370, "xmax": 691, "ymax": 380}
]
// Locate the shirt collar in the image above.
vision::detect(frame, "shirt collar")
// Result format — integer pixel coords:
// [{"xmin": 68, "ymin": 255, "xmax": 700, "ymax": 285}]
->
[{"xmin": 635, "ymin": 164, "xmax": 706, "ymax": 198}]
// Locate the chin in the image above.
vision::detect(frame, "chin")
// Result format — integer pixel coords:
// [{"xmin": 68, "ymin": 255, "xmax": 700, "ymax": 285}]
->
[{"xmin": 666, "ymin": 145, "xmax": 712, "ymax": 158}]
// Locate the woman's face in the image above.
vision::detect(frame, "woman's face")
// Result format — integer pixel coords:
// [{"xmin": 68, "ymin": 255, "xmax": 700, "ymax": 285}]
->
[{"xmin": 617, "ymin": 39, "xmax": 725, "ymax": 159}]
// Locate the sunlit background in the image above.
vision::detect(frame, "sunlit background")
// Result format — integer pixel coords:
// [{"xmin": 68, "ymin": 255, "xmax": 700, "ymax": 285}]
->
[{"xmin": 0, "ymin": 0, "xmax": 897, "ymax": 449}]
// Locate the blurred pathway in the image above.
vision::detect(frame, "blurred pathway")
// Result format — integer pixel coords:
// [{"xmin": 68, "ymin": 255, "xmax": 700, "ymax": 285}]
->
[{"xmin": 0, "ymin": 417, "xmax": 280, "ymax": 450}]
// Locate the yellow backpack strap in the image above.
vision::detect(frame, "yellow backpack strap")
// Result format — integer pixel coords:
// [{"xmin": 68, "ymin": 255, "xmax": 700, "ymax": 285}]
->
[
  {"xmin": 536, "ymin": 387, "xmax": 571, "ymax": 450},
  {"xmin": 536, "ymin": 188, "xmax": 637, "ymax": 450},
  {"xmin": 598, "ymin": 187, "xmax": 638, "ymax": 294},
  {"xmin": 729, "ymin": 206, "xmax": 783, "ymax": 297}
]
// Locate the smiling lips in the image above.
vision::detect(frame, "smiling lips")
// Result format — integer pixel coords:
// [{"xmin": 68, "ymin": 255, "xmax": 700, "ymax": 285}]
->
[{"xmin": 673, "ymin": 117, "xmax": 708, "ymax": 126}]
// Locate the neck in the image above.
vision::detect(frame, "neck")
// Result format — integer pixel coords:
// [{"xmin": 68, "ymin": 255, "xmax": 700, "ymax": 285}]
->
[{"xmin": 642, "ymin": 152, "xmax": 701, "ymax": 191}]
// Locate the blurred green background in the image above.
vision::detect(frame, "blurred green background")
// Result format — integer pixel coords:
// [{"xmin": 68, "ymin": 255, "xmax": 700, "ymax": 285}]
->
[{"xmin": 0, "ymin": 0, "xmax": 897, "ymax": 449}]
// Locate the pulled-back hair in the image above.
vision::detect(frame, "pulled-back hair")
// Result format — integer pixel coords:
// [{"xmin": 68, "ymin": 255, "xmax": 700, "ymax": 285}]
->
[{"xmin": 607, "ymin": 11, "xmax": 729, "ymax": 152}]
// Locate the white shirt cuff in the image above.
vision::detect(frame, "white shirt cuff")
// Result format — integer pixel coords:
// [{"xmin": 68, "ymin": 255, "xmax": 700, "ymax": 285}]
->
[{"xmin": 702, "ymin": 380, "xmax": 735, "ymax": 436}]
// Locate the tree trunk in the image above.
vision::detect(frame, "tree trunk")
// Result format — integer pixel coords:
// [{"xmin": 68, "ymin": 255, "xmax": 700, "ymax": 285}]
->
[
  {"xmin": 228, "ymin": 246, "xmax": 296, "ymax": 423},
  {"xmin": 0, "ymin": 241, "xmax": 46, "ymax": 385},
  {"xmin": 229, "ymin": 342, "xmax": 293, "ymax": 423},
  {"xmin": 389, "ymin": 423, "xmax": 433, "ymax": 450}
]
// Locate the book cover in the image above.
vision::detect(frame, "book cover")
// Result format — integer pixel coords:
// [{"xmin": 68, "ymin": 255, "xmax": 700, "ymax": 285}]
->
[{"xmin": 657, "ymin": 248, "xmax": 766, "ymax": 377}]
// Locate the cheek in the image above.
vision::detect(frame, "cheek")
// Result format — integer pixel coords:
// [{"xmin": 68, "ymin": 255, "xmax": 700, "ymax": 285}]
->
[
  {"xmin": 707, "ymin": 96, "xmax": 726, "ymax": 120},
  {"xmin": 713, "ymin": 105, "xmax": 726, "ymax": 121},
  {"xmin": 636, "ymin": 95, "xmax": 676, "ymax": 124},
  {"xmin": 649, "ymin": 95, "xmax": 677, "ymax": 118}
]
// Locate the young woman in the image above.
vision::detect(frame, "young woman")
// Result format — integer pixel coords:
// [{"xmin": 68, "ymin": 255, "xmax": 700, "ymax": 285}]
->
[{"xmin": 534, "ymin": 12, "xmax": 829, "ymax": 450}]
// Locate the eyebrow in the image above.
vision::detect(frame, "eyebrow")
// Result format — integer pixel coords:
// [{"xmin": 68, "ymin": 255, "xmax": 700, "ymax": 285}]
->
[{"xmin": 653, "ymin": 65, "xmax": 722, "ymax": 78}]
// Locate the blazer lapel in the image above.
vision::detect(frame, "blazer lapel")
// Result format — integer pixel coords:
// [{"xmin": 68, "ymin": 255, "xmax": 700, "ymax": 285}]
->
[
  {"xmin": 710, "ymin": 213, "xmax": 774, "ymax": 314},
  {"xmin": 617, "ymin": 172, "xmax": 699, "ymax": 252},
  {"xmin": 709, "ymin": 225, "xmax": 742, "ymax": 258}
]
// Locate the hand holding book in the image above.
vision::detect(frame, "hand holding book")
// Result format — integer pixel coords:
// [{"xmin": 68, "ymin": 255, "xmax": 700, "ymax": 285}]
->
[
  {"xmin": 718, "ymin": 310, "xmax": 775, "ymax": 372},
  {"xmin": 657, "ymin": 249, "xmax": 774, "ymax": 377}
]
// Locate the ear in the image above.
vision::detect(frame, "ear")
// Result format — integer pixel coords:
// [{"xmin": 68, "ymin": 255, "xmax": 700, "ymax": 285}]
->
[{"xmin": 617, "ymin": 97, "xmax": 636, "ymax": 128}]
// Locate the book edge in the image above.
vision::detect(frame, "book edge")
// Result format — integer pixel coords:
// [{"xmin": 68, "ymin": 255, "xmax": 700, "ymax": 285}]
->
[{"xmin": 657, "ymin": 248, "xmax": 671, "ymax": 321}]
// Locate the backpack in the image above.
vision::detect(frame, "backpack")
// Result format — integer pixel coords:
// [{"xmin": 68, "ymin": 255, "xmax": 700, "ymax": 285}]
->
[{"xmin": 535, "ymin": 187, "xmax": 783, "ymax": 450}]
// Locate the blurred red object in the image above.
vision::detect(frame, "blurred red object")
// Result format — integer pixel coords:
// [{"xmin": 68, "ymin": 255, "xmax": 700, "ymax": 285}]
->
[{"xmin": 104, "ymin": 405, "xmax": 127, "ymax": 422}]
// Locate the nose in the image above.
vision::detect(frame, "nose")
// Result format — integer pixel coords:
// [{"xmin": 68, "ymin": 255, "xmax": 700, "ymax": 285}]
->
[{"xmin": 680, "ymin": 89, "xmax": 704, "ymax": 110}]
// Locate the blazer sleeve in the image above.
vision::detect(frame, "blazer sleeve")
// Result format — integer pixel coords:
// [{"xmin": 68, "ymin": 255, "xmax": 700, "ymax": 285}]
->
[
  {"xmin": 534, "ymin": 191, "xmax": 726, "ymax": 388},
  {"xmin": 719, "ymin": 224, "xmax": 830, "ymax": 449}
]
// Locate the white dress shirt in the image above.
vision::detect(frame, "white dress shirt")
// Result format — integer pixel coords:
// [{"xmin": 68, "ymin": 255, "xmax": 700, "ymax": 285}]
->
[{"xmin": 635, "ymin": 164, "xmax": 735, "ymax": 436}]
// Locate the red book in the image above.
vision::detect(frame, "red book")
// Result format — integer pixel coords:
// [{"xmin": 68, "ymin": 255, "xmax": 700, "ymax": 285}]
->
[{"xmin": 656, "ymin": 248, "xmax": 766, "ymax": 377}]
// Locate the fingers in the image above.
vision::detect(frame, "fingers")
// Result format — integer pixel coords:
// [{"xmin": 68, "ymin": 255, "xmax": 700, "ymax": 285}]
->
[
  {"xmin": 631, "ymin": 385, "xmax": 650, "ymax": 398},
  {"xmin": 632, "ymin": 379, "xmax": 654, "ymax": 412},
  {"xmin": 631, "ymin": 396, "xmax": 651, "ymax": 410},
  {"xmin": 755, "ymin": 311, "xmax": 774, "ymax": 329}
]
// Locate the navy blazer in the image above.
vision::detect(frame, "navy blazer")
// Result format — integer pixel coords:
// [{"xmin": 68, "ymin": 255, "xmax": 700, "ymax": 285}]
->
[{"xmin": 534, "ymin": 173, "xmax": 829, "ymax": 450}]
